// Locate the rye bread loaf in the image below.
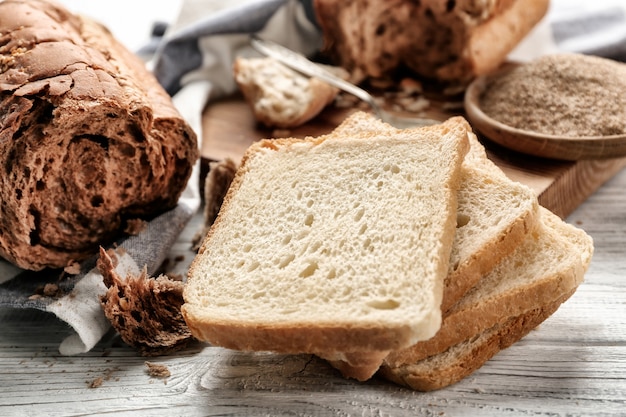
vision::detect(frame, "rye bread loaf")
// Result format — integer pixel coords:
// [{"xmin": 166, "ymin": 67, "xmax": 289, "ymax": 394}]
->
[
  {"xmin": 313, "ymin": 0, "xmax": 550, "ymax": 84},
  {"xmin": 183, "ymin": 116, "xmax": 470, "ymax": 354},
  {"xmin": 0, "ymin": 0, "xmax": 198, "ymax": 270}
]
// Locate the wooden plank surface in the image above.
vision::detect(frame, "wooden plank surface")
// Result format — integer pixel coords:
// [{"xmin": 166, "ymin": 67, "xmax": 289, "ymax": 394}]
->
[{"xmin": 201, "ymin": 96, "xmax": 626, "ymax": 218}]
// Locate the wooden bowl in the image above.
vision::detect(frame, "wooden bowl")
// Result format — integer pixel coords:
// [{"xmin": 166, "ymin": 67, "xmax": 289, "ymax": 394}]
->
[{"xmin": 464, "ymin": 66, "xmax": 626, "ymax": 160}]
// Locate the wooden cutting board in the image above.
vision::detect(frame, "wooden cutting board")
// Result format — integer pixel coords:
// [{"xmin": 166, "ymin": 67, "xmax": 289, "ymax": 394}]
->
[{"xmin": 201, "ymin": 95, "xmax": 626, "ymax": 219}]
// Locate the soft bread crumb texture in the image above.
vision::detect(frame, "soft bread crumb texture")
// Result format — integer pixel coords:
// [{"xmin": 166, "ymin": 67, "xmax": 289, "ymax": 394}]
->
[{"xmin": 184, "ymin": 116, "xmax": 469, "ymax": 352}]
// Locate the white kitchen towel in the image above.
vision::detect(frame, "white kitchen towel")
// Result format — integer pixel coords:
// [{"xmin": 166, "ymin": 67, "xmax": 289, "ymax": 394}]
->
[{"xmin": 1, "ymin": 0, "xmax": 624, "ymax": 355}]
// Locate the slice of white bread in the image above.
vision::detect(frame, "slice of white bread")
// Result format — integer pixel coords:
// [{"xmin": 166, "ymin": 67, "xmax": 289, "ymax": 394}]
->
[
  {"xmin": 378, "ymin": 207, "xmax": 593, "ymax": 390},
  {"xmin": 316, "ymin": 113, "xmax": 539, "ymax": 379},
  {"xmin": 384, "ymin": 207, "xmax": 593, "ymax": 366},
  {"xmin": 183, "ymin": 116, "xmax": 470, "ymax": 353},
  {"xmin": 233, "ymin": 56, "xmax": 341, "ymax": 128},
  {"xmin": 380, "ymin": 291, "xmax": 574, "ymax": 392},
  {"xmin": 328, "ymin": 112, "xmax": 540, "ymax": 314}
]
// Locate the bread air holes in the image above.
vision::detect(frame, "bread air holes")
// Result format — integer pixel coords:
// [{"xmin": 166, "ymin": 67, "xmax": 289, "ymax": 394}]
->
[
  {"xmin": 299, "ymin": 261, "xmax": 318, "ymax": 278},
  {"xmin": 382, "ymin": 163, "xmax": 400, "ymax": 174},
  {"xmin": 367, "ymin": 299, "xmax": 401, "ymax": 310},
  {"xmin": 457, "ymin": 213, "xmax": 470, "ymax": 228}
]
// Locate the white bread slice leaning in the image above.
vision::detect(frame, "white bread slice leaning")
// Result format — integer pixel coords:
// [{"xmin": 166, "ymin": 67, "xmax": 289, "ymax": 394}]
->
[
  {"xmin": 328, "ymin": 112, "xmax": 540, "ymax": 314},
  {"xmin": 378, "ymin": 208, "xmax": 594, "ymax": 390},
  {"xmin": 233, "ymin": 56, "xmax": 341, "ymax": 128},
  {"xmin": 316, "ymin": 113, "xmax": 539, "ymax": 379},
  {"xmin": 183, "ymin": 116, "xmax": 470, "ymax": 353}
]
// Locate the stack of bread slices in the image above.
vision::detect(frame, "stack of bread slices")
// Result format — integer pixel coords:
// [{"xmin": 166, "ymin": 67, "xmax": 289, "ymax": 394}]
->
[{"xmin": 183, "ymin": 112, "xmax": 593, "ymax": 391}]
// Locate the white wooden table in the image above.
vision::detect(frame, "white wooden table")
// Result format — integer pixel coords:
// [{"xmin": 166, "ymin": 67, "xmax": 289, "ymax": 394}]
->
[{"xmin": 1, "ymin": 161, "xmax": 625, "ymax": 416}]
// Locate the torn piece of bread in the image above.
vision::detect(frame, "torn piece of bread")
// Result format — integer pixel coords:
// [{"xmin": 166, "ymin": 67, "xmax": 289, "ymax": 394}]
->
[
  {"xmin": 313, "ymin": 0, "xmax": 550, "ymax": 84},
  {"xmin": 0, "ymin": 0, "xmax": 198, "ymax": 270},
  {"xmin": 233, "ymin": 56, "xmax": 342, "ymax": 128},
  {"xmin": 183, "ymin": 116, "xmax": 470, "ymax": 354},
  {"xmin": 98, "ymin": 248, "xmax": 194, "ymax": 356},
  {"xmin": 378, "ymin": 208, "xmax": 593, "ymax": 390},
  {"xmin": 316, "ymin": 113, "xmax": 539, "ymax": 379}
]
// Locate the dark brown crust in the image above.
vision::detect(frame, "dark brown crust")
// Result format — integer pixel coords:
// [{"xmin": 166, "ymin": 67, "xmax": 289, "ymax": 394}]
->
[
  {"xmin": 0, "ymin": 0, "xmax": 198, "ymax": 270},
  {"xmin": 313, "ymin": 0, "xmax": 549, "ymax": 83},
  {"xmin": 379, "ymin": 290, "xmax": 576, "ymax": 391}
]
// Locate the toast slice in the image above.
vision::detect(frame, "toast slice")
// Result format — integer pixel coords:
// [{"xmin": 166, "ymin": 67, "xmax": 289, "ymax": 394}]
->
[
  {"xmin": 328, "ymin": 112, "xmax": 540, "ymax": 314},
  {"xmin": 183, "ymin": 117, "xmax": 470, "ymax": 353},
  {"xmin": 378, "ymin": 208, "xmax": 593, "ymax": 390},
  {"xmin": 379, "ymin": 291, "xmax": 575, "ymax": 392},
  {"xmin": 315, "ymin": 113, "xmax": 539, "ymax": 381}
]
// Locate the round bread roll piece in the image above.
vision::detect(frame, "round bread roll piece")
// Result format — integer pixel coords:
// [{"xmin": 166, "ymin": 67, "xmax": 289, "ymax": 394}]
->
[{"xmin": 234, "ymin": 56, "xmax": 342, "ymax": 128}]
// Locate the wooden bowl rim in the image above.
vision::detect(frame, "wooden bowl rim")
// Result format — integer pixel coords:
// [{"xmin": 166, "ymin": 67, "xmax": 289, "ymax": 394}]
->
[{"xmin": 464, "ymin": 63, "xmax": 626, "ymax": 160}]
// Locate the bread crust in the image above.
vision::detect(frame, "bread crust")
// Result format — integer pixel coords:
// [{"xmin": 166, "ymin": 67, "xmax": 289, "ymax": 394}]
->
[
  {"xmin": 0, "ymin": 0, "xmax": 198, "ymax": 270},
  {"xmin": 379, "ymin": 290, "xmax": 576, "ymax": 391},
  {"xmin": 384, "ymin": 211, "xmax": 586, "ymax": 367}
]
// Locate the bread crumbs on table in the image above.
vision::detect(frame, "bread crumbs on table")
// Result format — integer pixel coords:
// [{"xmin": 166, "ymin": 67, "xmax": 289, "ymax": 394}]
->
[{"xmin": 145, "ymin": 361, "xmax": 171, "ymax": 379}]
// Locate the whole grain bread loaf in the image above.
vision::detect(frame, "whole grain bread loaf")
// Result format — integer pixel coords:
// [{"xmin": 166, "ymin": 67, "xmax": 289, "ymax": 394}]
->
[
  {"xmin": 313, "ymin": 0, "xmax": 549, "ymax": 84},
  {"xmin": 0, "ymin": 0, "xmax": 198, "ymax": 270}
]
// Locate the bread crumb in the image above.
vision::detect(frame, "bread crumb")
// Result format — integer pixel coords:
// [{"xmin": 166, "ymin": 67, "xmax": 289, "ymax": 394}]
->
[
  {"xmin": 30, "ymin": 283, "xmax": 65, "ymax": 300},
  {"xmin": 145, "ymin": 361, "xmax": 170, "ymax": 379},
  {"xmin": 88, "ymin": 377, "xmax": 103, "ymax": 388},
  {"xmin": 64, "ymin": 261, "xmax": 81, "ymax": 275},
  {"xmin": 42, "ymin": 283, "xmax": 60, "ymax": 297},
  {"xmin": 124, "ymin": 218, "xmax": 147, "ymax": 235}
]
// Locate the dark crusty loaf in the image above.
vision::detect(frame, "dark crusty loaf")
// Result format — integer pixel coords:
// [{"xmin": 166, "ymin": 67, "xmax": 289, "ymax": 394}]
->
[
  {"xmin": 313, "ymin": 0, "xmax": 549, "ymax": 84},
  {"xmin": 0, "ymin": 0, "xmax": 198, "ymax": 270}
]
